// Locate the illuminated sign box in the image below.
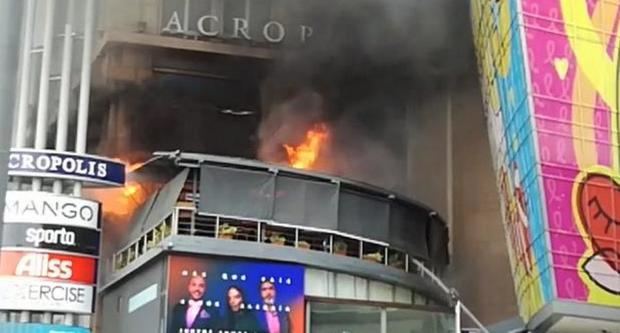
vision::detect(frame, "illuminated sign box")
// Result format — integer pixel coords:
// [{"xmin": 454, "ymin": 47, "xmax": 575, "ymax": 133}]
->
[
  {"xmin": 0, "ymin": 278, "xmax": 95, "ymax": 314},
  {"xmin": 2, "ymin": 223, "xmax": 100, "ymax": 256},
  {"xmin": 4, "ymin": 191, "xmax": 101, "ymax": 230},
  {"xmin": 167, "ymin": 256, "xmax": 305, "ymax": 333},
  {"xmin": 0, "ymin": 251, "xmax": 98, "ymax": 285},
  {"xmin": 8, "ymin": 149, "xmax": 125, "ymax": 187}
]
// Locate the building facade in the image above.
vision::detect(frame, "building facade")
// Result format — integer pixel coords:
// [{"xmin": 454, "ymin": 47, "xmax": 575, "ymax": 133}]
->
[{"xmin": 471, "ymin": 0, "xmax": 620, "ymax": 332}]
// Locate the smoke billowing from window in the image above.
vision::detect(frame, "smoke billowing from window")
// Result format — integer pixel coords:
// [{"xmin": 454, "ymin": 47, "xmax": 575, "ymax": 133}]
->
[
  {"xmin": 257, "ymin": 0, "xmax": 472, "ymax": 190},
  {"xmin": 89, "ymin": 0, "xmax": 472, "ymax": 192}
]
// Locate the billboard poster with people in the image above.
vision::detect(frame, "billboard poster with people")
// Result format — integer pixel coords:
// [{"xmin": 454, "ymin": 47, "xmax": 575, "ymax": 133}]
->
[{"xmin": 167, "ymin": 255, "xmax": 305, "ymax": 333}]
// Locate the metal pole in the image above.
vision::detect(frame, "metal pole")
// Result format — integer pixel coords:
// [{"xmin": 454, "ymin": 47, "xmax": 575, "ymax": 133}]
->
[
  {"xmin": 14, "ymin": 0, "xmax": 35, "ymax": 148},
  {"xmin": 455, "ymin": 301, "xmax": 461, "ymax": 333},
  {"xmin": 53, "ymin": 0, "xmax": 76, "ymax": 194},
  {"xmin": 0, "ymin": 0, "xmax": 22, "ymax": 319},
  {"xmin": 32, "ymin": 0, "xmax": 57, "ymax": 191},
  {"xmin": 0, "ymin": 0, "xmax": 22, "ymax": 242},
  {"xmin": 73, "ymin": 0, "xmax": 95, "ymax": 197}
]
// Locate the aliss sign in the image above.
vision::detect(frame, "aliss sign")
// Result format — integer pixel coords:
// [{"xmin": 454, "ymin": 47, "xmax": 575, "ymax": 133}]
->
[{"xmin": 0, "ymin": 252, "xmax": 97, "ymax": 313}]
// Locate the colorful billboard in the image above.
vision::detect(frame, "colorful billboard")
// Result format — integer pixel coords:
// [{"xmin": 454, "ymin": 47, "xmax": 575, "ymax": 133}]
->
[
  {"xmin": 167, "ymin": 256, "xmax": 305, "ymax": 333},
  {"xmin": 472, "ymin": 0, "xmax": 620, "ymax": 321}
]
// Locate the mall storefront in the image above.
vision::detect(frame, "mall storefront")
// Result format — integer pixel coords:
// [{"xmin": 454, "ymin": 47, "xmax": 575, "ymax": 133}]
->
[{"xmin": 97, "ymin": 153, "xmax": 454, "ymax": 333}]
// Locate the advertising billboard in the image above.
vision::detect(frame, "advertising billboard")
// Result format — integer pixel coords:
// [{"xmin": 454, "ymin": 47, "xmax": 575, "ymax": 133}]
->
[{"xmin": 167, "ymin": 256, "xmax": 305, "ymax": 333}]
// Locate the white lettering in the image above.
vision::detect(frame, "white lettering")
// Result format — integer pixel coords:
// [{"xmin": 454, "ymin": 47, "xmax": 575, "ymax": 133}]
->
[
  {"xmin": 301, "ymin": 25, "xmax": 313, "ymax": 43},
  {"xmin": 97, "ymin": 163, "xmax": 107, "ymax": 178},
  {"xmin": 163, "ymin": 11, "xmax": 184, "ymax": 33},
  {"xmin": 62, "ymin": 158, "xmax": 77, "ymax": 173},
  {"xmin": 88, "ymin": 161, "xmax": 97, "ymax": 176},
  {"xmin": 21, "ymin": 154, "xmax": 35, "ymax": 169},
  {"xmin": 15, "ymin": 253, "xmax": 73, "ymax": 279},
  {"xmin": 263, "ymin": 21, "xmax": 286, "ymax": 43},
  {"xmin": 8, "ymin": 154, "xmax": 20, "ymax": 168},
  {"xmin": 76, "ymin": 160, "xmax": 89, "ymax": 175},
  {"xmin": 25, "ymin": 227, "xmax": 76, "ymax": 247},
  {"xmin": 50, "ymin": 155, "xmax": 63, "ymax": 171},
  {"xmin": 232, "ymin": 18, "xmax": 251, "ymax": 40},
  {"xmin": 35, "ymin": 155, "xmax": 51, "ymax": 170},
  {"xmin": 197, "ymin": 15, "xmax": 219, "ymax": 36}
]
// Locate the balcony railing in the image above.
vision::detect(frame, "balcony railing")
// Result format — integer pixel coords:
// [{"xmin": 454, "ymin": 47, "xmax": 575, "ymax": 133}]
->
[{"xmin": 112, "ymin": 205, "xmax": 439, "ymax": 278}]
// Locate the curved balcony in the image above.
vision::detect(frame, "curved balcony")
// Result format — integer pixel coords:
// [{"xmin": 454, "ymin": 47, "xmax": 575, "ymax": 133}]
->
[{"xmin": 106, "ymin": 151, "xmax": 451, "ymax": 303}]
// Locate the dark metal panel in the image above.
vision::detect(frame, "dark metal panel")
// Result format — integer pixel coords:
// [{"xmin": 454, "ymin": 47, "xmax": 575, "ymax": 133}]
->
[
  {"xmin": 389, "ymin": 202, "xmax": 429, "ymax": 260},
  {"xmin": 100, "ymin": 257, "xmax": 167, "ymax": 333},
  {"xmin": 273, "ymin": 173, "xmax": 338, "ymax": 229},
  {"xmin": 199, "ymin": 164, "xmax": 275, "ymax": 219},
  {"xmin": 338, "ymin": 188, "xmax": 390, "ymax": 241}
]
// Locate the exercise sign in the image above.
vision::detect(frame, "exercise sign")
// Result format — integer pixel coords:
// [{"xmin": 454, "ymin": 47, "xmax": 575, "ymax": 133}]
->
[
  {"xmin": 0, "ymin": 277, "xmax": 95, "ymax": 314},
  {"xmin": 8, "ymin": 148, "xmax": 125, "ymax": 186}
]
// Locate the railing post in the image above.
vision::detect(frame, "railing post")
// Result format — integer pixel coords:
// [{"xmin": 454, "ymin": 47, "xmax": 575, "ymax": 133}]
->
[
  {"xmin": 256, "ymin": 221, "xmax": 261, "ymax": 243},
  {"xmin": 405, "ymin": 254, "xmax": 409, "ymax": 272},
  {"xmin": 329, "ymin": 235, "xmax": 333, "ymax": 254},
  {"xmin": 294, "ymin": 228, "xmax": 299, "ymax": 248},
  {"xmin": 359, "ymin": 241, "xmax": 364, "ymax": 259},
  {"xmin": 214, "ymin": 215, "xmax": 220, "ymax": 238},
  {"xmin": 384, "ymin": 247, "xmax": 389, "ymax": 266},
  {"xmin": 172, "ymin": 209, "xmax": 179, "ymax": 236}
]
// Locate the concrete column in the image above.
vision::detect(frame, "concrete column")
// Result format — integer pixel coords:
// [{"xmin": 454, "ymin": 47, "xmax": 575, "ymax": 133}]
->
[{"xmin": 0, "ymin": 0, "xmax": 22, "ymax": 249}]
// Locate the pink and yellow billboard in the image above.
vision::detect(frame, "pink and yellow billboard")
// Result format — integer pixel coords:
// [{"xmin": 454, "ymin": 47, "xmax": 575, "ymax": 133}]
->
[{"xmin": 472, "ymin": 0, "xmax": 620, "ymax": 322}]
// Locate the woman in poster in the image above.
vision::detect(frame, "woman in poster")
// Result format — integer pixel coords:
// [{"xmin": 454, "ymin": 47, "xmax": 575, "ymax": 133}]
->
[{"xmin": 223, "ymin": 286, "xmax": 260, "ymax": 332}]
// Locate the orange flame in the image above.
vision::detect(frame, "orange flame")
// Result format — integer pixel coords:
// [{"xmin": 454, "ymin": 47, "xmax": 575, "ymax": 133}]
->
[
  {"xmin": 283, "ymin": 123, "xmax": 329, "ymax": 170},
  {"xmin": 84, "ymin": 159, "xmax": 149, "ymax": 219}
]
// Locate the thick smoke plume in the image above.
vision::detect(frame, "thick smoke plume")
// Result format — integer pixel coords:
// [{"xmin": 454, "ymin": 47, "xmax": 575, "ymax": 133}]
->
[
  {"xmin": 257, "ymin": 0, "xmax": 472, "ymax": 190},
  {"xmin": 89, "ymin": 0, "xmax": 472, "ymax": 192}
]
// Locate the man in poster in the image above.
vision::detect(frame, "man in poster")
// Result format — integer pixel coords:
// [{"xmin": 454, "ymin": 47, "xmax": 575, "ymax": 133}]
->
[
  {"xmin": 169, "ymin": 274, "xmax": 219, "ymax": 333},
  {"xmin": 257, "ymin": 280, "xmax": 291, "ymax": 333}
]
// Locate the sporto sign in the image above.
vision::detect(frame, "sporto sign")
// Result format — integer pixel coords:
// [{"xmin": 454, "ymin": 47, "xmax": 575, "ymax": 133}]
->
[{"xmin": 2, "ymin": 223, "xmax": 100, "ymax": 256}]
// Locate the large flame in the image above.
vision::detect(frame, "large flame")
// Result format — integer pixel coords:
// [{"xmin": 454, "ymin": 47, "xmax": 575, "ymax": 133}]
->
[
  {"xmin": 84, "ymin": 159, "xmax": 149, "ymax": 219},
  {"xmin": 283, "ymin": 123, "xmax": 329, "ymax": 170}
]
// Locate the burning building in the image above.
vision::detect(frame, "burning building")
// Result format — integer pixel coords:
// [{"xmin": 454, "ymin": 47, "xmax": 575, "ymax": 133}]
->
[
  {"xmin": 7, "ymin": 0, "xmax": 609, "ymax": 332},
  {"xmin": 86, "ymin": 0, "xmax": 463, "ymax": 332}
]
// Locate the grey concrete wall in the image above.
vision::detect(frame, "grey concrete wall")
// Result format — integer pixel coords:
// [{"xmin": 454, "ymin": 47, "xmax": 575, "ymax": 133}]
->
[
  {"xmin": 405, "ymin": 74, "xmax": 518, "ymax": 325},
  {"xmin": 449, "ymin": 74, "xmax": 518, "ymax": 325},
  {"xmin": 98, "ymin": 257, "xmax": 167, "ymax": 333}
]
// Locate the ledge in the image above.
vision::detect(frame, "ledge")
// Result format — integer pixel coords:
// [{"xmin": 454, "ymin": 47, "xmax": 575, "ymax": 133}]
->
[
  {"xmin": 100, "ymin": 235, "xmax": 450, "ymax": 306},
  {"xmin": 96, "ymin": 31, "xmax": 276, "ymax": 60}
]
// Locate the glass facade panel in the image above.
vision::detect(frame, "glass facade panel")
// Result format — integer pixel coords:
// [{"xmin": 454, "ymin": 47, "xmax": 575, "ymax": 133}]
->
[
  {"xmin": 310, "ymin": 303, "xmax": 381, "ymax": 333},
  {"xmin": 310, "ymin": 302, "xmax": 454, "ymax": 333},
  {"xmin": 386, "ymin": 308, "xmax": 454, "ymax": 333}
]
